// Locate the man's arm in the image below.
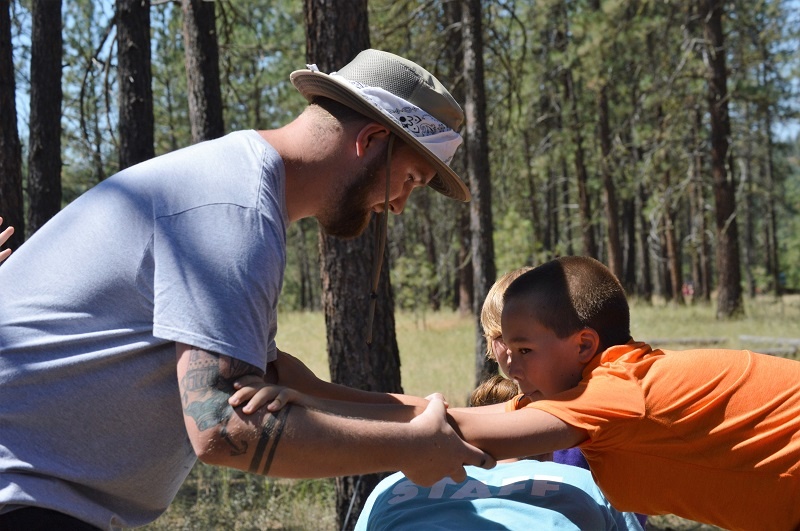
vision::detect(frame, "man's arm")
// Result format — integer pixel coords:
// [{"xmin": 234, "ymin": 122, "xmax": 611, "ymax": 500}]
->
[{"xmin": 176, "ymin": 342, "xmax": 493, "ymax": 485}]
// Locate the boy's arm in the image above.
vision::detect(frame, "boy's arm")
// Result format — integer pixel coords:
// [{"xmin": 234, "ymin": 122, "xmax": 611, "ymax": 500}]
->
[
  {"xmin": 268, "ymin": 348, "xmax": 429, "ymax": 407},
  {"xmin": 447, "ymin": 406, "xmax": 588, "ymax": 460}
]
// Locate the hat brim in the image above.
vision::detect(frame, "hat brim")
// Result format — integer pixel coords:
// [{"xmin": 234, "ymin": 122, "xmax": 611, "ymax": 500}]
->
[{"xmin": 290, "ymin": 69, "xmax": 471, "ymax": 202}]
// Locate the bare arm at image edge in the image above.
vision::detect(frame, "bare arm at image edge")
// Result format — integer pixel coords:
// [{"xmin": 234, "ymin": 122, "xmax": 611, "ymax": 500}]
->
[
  {"xmin": 176, "ymin": 343, "xmax": 494, "ymax": 485},
  {"xmin": 0, "ymin": 218, "xmax": 14, "ymax": 264}
]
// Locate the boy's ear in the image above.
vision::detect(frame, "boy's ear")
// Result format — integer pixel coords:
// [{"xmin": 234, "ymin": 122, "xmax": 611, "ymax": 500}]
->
[
  {"xmin": 354, "ymin": 122, "xmax": 391, "ymax": 158},
  {"xmin": 576, "ymin": 328, "xmax": 600, "ymax": 363}
]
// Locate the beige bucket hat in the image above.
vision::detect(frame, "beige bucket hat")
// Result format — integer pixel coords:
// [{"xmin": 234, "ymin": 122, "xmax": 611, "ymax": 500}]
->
[{"xmin": 290, "ymin": 49, "xmax": 471, "ymax": 202}]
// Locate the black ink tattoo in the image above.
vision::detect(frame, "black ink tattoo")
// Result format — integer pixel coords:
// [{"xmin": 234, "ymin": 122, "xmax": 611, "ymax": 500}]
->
[
  {"xmin": 249, "ymin": 404, "xmax": 292, "ymax": 475},
  {"xmin": 181, "ymin": 348, "xmax": 263, "ymax": 456}
]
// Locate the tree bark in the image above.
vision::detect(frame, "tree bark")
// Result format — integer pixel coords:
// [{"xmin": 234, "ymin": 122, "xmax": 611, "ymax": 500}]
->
[
  {"xmin": 116, "ymin": 0, "xmax": 154, "ymax": 169},
  {"xmin": 303, "ymin": 1, "xmax": 397, "ymax": 528},
  {"xmin": 662, "ymin": 170, "xmax": 684, "ymax": 304},
  {"xmin": 0, "ymin": 0, "xmax": 24, "ymax": 250},
  {"xmin": 759, "ymin": 55, "xmax": 781, "ymax": 296},
  {"xmin": 556, "ymin": 5, "xmax": 596, "ymax": 259},
  {"xmin": 636, "ymin": 183, "xmax": 653, "ymax": 301},
  {"xmin": 462, "ymin": 0, "xmax": 497, "ymax": 385},
  {"xmin": 702, "ymin": 0, "xmax": 743, "ymax": 318},
  {"xmin": 27, "ymin": 0, "xmax": 63, "ymax": 237},
  {"xmin": 181, "ymin": 0, "xmax": 224, "ymax": 143},
  {"xmin": 444, "ymin": 0, "xmax": 472, "ymax": 316},
  {"xmin": 597, "ymin": 87, "xmax": 623, "ymax": 279},
  {"xmin": 621, "ymin": 196, "xmax": 637, "ymax": 294},
  {"xmin": 690, "ymin": 104, "xmax": 712, "ymax": 302}
]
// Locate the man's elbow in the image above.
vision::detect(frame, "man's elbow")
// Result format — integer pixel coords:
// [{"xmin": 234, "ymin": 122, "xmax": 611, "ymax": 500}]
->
[{"xmin": 186, "ymin": 426, "xmax": 233, "ymax": 466}]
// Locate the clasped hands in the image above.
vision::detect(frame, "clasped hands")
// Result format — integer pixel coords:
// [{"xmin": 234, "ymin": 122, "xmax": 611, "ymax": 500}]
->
[{"xmin": 228, "ymin": 376, "xmax": 495, "ymax": 486}]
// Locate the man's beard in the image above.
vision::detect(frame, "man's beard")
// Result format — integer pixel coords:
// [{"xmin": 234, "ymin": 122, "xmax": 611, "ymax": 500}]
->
[{"xmin": 318, "ymin": 151, "xmax": 386, "ymax": 239}]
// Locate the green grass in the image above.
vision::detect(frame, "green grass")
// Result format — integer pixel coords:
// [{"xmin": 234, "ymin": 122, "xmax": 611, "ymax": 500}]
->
[{"xmin": 146, "ymin": 297, "xmax": 800, "ymax": 530}]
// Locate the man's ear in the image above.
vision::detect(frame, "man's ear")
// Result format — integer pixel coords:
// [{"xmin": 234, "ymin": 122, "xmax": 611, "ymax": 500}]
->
[
  {"xmin": 576, "ymin": 328, "xmax": 600, "ymax": 363},
  {"xmin": 354, "ymin": 122, "xmax": 391, "ymax": 158}
]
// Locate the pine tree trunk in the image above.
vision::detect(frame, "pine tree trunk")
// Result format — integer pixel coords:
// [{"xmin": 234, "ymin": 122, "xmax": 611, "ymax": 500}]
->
[
  {"xmin": 116, "ymin": 0, "xmax": 154, "ymax": 170},
  {"xmin": 462, "ymin": 0, "xmax": 497, "ymax": 384},
  {"xmin": 0, "ymin": 0, "xmax": 24, "ymax": 249},
  {"xmin": 621, "ymin": 196, "xmax": 637, "ymax": 294},
  {"xmin": 702, "ymin": 0, "xmax": 743, "ymax": 318},
  {"xmin": 27, "ymin": 0, "xmax": 63, "ymax": 237},
  {"xmin": 691, "ymin": 104, "xmax": 712, "ymax": 302},
  {"xmin": 444, "ymin": 0, "xmax": 471, "ymax": 314},
  {"xmin": 637, "ymin": 183, "xmax": 653, "ymax": 302},
  {"xmin": 661, "ymin": 168, "xmax": 684, "ymax": 304},
  {"xmin": 457, "ymin": 209, "xmax": 473, "ymax": 316},
  {"xmin": 303, "ymin": 1, "xmax": 397, "ymax": 528},
  {"xmin": 181, "ymin": 0, "xmax": 224, "ymax": 143},
  {"xmin": 566, "ymin": 73, "xmax": 595, "ymax": 257},
  {"xmin": 759, "ymin": 57, "xmax": 781, "ymax": 296},
  {"xmin": 597, "ymin": 87, "xmax": 623, "ymax": 279}
]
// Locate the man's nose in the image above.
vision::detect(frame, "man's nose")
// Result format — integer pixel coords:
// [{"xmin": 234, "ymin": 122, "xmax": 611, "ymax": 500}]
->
[{"xmin": 389, "ymin": 186, "xmax": 414, "ymax": 214}]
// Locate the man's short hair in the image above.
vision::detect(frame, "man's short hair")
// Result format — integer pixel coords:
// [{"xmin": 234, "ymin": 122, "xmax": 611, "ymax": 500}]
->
[
  {"xmin": 503, "ymin": 256, "xmax": 631, "ymax": 350},
  {"xmin": 309, "ymin": 96, "xmax": 372, "ymax": 127}
]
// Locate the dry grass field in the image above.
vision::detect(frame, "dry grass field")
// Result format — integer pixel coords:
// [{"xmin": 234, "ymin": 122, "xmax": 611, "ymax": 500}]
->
[{"xmin": 145, "ymin": 295, "xmax": 800, "ymax": 530}]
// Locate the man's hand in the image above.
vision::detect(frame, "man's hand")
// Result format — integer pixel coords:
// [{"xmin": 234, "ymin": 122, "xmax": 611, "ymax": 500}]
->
[{"xmin": 401, "ymin": 397, "xmax": 496, "ymax": 486}]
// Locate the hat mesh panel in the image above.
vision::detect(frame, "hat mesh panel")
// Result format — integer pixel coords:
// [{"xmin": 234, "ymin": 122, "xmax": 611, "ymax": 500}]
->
[{"xmin": 343, "ymin": 57, "xmax": 420, "ymax": 101}]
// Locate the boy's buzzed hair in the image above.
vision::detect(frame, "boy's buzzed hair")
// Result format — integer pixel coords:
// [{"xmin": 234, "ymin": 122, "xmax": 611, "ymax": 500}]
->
[{"xmin": 504, "ymin": 256, "xmax": 631, "ymax": 350}]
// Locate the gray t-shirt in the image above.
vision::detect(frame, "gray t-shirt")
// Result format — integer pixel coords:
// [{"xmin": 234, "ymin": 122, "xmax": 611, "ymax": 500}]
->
[{"xmin": 0, "ymin": 130, "xmax": 287, "ymax": 529}]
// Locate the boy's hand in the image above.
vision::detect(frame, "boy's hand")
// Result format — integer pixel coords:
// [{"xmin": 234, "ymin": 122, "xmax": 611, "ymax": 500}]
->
[{"xmin": 229, "ymin": 375, "xmax": 303, "ymax": 414}]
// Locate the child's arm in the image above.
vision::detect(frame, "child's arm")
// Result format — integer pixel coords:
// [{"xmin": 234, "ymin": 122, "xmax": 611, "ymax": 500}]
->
[
  {"xmin": 229, "ymin": 375, "xmax": 426, "ymax": 421},
  {"xmin": 250, "ymin": 348, "xmax": 431, "ymax": 407},
  {"xmin": 447, "ymin": 406, "xmax": 588, "ymax": 460}
]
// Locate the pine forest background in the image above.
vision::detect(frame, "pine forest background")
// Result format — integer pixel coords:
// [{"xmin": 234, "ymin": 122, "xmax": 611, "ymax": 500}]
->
[
  {"xmin": 2, "ymin": 0, "xmax": 800, "ymax": 528},
  {"xmin": 6, "ymin": 0, "xmax": 800, "ymax": 319}
]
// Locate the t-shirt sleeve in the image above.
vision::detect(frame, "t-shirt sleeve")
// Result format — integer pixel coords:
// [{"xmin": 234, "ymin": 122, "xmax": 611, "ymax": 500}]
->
[
  {"xmin": 151, "ymin": 204, "xmax": 282, "ymax": 369},
  {"xmin": 520, "ymin": 370, "xmax": 646, "ymax": 449}
]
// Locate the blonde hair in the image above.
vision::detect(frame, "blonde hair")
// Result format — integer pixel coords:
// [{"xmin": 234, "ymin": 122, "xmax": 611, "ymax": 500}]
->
[
  {"xmin": 480, "ymin": 267, "xmax": 533, "ymax": 360},
  {"xmin": 468, "ymin": 375, "xmax": 520, "ymax": 407}
]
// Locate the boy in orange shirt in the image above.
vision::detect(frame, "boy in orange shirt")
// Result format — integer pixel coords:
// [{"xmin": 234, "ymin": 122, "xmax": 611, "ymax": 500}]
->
[
  {"xmin": 452, "ymin": 256, "xmax": 800, "ymax": 531},
  {"xmin": 235, "ymin": 256, "xmax": 800, "ymax": 530}
]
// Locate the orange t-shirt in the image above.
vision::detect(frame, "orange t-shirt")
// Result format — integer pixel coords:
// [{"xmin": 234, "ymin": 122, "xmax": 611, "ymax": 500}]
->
[{"xmin": 511, "ymin": 342, "xmax": 800, "ymax": 531}]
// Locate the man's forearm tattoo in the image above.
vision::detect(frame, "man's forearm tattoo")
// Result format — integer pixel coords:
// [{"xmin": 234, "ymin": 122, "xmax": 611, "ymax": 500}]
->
[
  {"xmin": 249, "ymin": 404, "xmax": 292, "ymax": 475},
  {"xmin": 181, "ymin": 348, "xmax": 255, "ymax": 456}
]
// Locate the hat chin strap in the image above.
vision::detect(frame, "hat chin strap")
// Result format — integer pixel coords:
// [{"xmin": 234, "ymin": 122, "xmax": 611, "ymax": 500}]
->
[{"xmin": 366, "ymin": 134, "xmax": 395, "ymax": 345}]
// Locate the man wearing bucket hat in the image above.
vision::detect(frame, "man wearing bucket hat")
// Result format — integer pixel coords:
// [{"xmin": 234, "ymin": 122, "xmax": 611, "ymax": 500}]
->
[{"xmin": 0, "ymin": 50, "xmax": 491, "ymax": 529}]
